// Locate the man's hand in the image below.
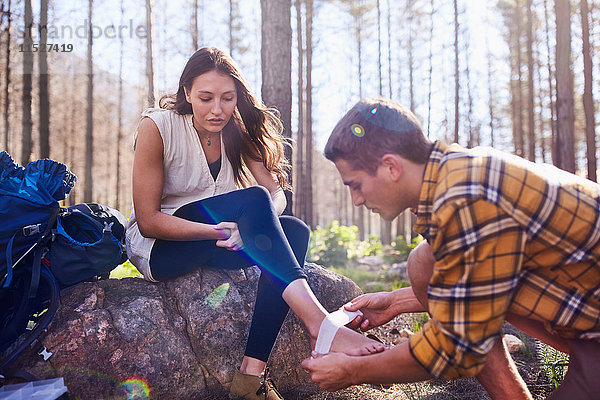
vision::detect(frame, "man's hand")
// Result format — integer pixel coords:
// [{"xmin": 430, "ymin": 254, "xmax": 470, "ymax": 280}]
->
[
  {"xmin": 215, "ymin": 222, "xmax": 244, "ymax": 251},
  {"xmin": 301, "ymin": 352, "xmax": 355, "ymax": 391},
  {"xmin": 344, "ymin": 292, "xmax": 399, "ymax": 331}
]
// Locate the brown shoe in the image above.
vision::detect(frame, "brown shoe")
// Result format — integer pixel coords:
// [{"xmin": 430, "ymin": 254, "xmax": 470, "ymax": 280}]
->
[{"xmin": 229, "ymin": 368, "xmax": 283, "ymax": 400}]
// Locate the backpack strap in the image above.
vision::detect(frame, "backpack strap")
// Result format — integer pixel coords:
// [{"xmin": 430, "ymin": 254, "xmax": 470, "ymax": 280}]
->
[
  {"xmin": 0, "ymin": 267, "xmax": 59, "ymax": 374},
  {"xmin": 1, "ymin": 207, "xmax": 60, "ymax": 289},
  {"xmin": 2, "ymin": 233, "xmax": 17, "ymax": 288},
  {"xmin": 28, "ymin": 245, "xmax": 43, "ymax": 300}
]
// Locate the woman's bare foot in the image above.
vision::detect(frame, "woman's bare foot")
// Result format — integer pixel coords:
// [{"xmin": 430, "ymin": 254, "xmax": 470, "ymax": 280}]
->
[{"xmin": 310, "ymin": 324, "xmax": 386, "ymax": 356}]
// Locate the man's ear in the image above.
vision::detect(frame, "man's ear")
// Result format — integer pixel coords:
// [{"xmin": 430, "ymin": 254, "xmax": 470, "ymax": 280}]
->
[{"xmin": 380, "ymin": 154, "xmax": 403, "ymax": 181}]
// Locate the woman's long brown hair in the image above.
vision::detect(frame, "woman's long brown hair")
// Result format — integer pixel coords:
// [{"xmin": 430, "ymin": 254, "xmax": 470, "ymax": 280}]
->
[{"xmin": 159, "ymin": 47, "xmax": 290, "ymax": 189}]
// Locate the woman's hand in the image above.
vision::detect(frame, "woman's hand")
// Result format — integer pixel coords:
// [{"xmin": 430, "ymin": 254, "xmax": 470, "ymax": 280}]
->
[{"xmin": 215, "ymin": 222, "xmax": 244, "ymax": 251}]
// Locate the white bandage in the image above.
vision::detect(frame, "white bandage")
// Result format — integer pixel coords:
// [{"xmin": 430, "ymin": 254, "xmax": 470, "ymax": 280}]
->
[{"xmin": 313, "ymin": 308, "xmax": 363, "ymax": 355}]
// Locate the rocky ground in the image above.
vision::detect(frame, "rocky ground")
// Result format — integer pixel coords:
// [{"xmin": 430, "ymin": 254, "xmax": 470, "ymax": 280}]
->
[{"xmin": 284, "ymin": 313, "xmax": 564, "ymax": 400}]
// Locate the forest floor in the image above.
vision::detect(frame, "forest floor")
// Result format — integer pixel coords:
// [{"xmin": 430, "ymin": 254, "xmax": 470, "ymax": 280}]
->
[{"xmin": 285, "ymin": 313, "xmax": 565, "ymax": 400}]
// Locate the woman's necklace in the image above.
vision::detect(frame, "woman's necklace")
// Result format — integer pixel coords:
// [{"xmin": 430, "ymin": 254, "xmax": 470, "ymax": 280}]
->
[
  {"xmin": 192, "ymin": 118, "xmax": 219, "ymax": 147},
  {"xmin": 204, "ymin": 132, "xmax": 220, "ymax": 146}
]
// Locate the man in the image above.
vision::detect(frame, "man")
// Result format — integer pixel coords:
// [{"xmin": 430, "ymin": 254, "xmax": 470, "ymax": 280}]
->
[{"xmin": 301, "ymin": 98, "xmax": 600, "ymax": 399}]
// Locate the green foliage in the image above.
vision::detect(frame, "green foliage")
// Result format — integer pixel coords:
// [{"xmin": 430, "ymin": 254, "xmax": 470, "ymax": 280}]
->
[
  {"xmin": 308, "ymin": 221, "xmax": 359, "ymax": 268},
  {"xmin": 328, "ymin": 266, "xmax": 386, "ymax": 292},
  {"xmin": 309, "ymin": 220, "xmax": 408, "ymax": 267},
  {"xmin": 110, "ymin": 260, "xmax": 143, "ymax": 279},
  {"xmin": 537, "ymin": 341, "xmax": 569, "ymax": 389},
  {"xmin": 391, "ymin": 278, "xmax": 412, "ymax": 291},
  {"xmin": 411, "ymin": 312, "xmax": 430, "ymax": 332},
  {"xmin": 308, "ymin": 221, "xmax": 418, "ymax": 292},
  {"xmin": 353, "ymin": 234, "xmax": 384, "ymax": 258},
  {"xmin": 382, "ymin": 235, "xmax": 423, "ymax": 264}
]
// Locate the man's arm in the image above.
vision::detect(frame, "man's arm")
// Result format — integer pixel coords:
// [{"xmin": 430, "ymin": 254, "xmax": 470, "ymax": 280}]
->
[
  {"xmin": 302, "ymin": 341, "xmax": 431, "ymax": 391},
  {"xmin": 345, "ymin": 287, "xmax": 426, "ymax": 331}
]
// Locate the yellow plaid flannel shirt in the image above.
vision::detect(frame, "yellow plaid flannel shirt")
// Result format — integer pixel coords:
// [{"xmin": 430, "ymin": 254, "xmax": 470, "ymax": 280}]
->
[{"xmin": 409, "ymin": 141, "xmax": 600, "ymax": 379}]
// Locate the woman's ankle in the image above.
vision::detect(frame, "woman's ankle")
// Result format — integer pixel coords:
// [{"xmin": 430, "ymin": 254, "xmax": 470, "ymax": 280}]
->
[
  {"xmin": 239, "ymin": 356, "xmax": 267, "ymax": 376},
  {"xmin": 281, "ymin": 279, "xmax": 328, "ymax": 337}
]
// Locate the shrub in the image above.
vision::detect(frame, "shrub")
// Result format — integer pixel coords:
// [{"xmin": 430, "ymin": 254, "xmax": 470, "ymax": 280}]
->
[
  {"xmin": 308, "ymin": 221, "xmax": 360, "ymax": 268},
  {"xmin": 382, "ymin": 235, "xmax": 423, "ymax": 264},
  {"xmin": 352, "ymin": 234, "xmax": 383, "ymax": 258}
]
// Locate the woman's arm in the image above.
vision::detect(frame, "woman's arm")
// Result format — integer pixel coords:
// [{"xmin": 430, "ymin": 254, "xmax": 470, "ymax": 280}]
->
[
  {"xmin": 132, "ymin": 117, "xmax": 228, "ymax": 241},
  {"xmin": 245, "ymin": 157, "xmax": 287, "ymax": 215}
]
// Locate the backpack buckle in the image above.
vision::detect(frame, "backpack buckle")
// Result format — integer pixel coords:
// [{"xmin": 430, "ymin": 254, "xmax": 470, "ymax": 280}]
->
[
  {"xmin": 38, "ymin": 346, "xmax": 53, "ymax": 361},
  {"xmin": 23, "ymin": 224, "xmax": 41, "ymax": 236}
]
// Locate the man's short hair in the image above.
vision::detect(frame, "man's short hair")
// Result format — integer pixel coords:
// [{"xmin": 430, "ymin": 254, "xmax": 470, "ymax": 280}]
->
[{"xmin": 324, "ymin": 98, "xmax": 432, "ymax": 174}]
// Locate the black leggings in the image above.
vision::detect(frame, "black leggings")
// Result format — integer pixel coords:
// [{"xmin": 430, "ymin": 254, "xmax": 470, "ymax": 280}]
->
[{"xmin": 149, "ymin": 186, "xmax": 309, "ymax": 361}]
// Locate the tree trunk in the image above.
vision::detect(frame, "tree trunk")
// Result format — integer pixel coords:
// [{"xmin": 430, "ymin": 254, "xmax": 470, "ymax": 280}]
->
[
  {"xmin": 39, "ymin": 0, "xmax": 50, "ymax": 159},
  {"xmin": 380, "ymin": 0, "xmax": 393, "ymax": 245},
  {"xmin": 543, "ymin": 0, "xmax": 557, "ymax": 164},
  {"xmin": 261, "ymin": 0, "xmax": 293, "ymax": 214},
  {"xmin": 387, "ymin": 0, "xmax": 392, "ymax": 98},
  {"xmin": 465, "ymin": 39, "xmax": 475, "ymax": 147},
  {"xmin": 580, "ymin": 0, "xmax": 597, "ymax": 181},
  {"xmin": 535, "ymin": 45, "xmax": 547, "ymax": 162},
  {"xmin": 426, "ymin": 0, "xmax": 434, "ymax": 137},
  {"xmin": 554, "ymin": 0, "xmax": 576, "ymax": 172},
  {"xmin": 526, "ymin": 0, "xmax": 535, "ymax": 161},
  {"xmin": 305, "ymin": 0, "xmax": 314, "ymax": 228},
  {"xmin": 21, "ymin": 0, "xmax": 33, "ymax": 164},
  {"xmin": 377, "ymin": 0, "xmax": 382, "ymax": 96},
  {"xmin": 229, "ymin": 0, "xmax": 234, "ymax": 56},
  {"xmin": 515, "ymin": 0, "xmax": 524, "ymax": 157},
  {"xmin": 116, "ymin": 0, "xmax": 125, "ymax": 209},
  {"xmin": 379, "ymin": 0, "xmax": 392, "ymax": 245},
  {"xmin": 408, "ymin": 0, "xmax": 414, "ymax": 113},
  {"xmin": 487, "ymin": 39, "xmax": 495, "ymax": 148},
  {"xmin": 68, "ymin": 64, "xmax": 77, "ymax": 206},
  {"xmin": 3, "ymin": 0, "xmax": 11, "ymax": 153},
  {"xmin": 146, "ymin": 0, "xmax": 155, "ymax": 108},
  {"xmin": 453, "ymin": 0, "xmax": 459, "ymax": 144},
  {"xmin": 294, "ymin": 0, "xmax": 304, "ymax": 220},
  {"xmin": 352, "ymin": 0, "xmax": 365, "ymax": 239},
  {"xmin": 84, "ymin": 0, "xmax": 94, "ymax": 202},
  {"xmin": 399, "ymin": 0, "xmax": 415, "ymax": 242},
  {"xmin": 191, "ymin": 0, "xmax": 199, "ymax": 52}
]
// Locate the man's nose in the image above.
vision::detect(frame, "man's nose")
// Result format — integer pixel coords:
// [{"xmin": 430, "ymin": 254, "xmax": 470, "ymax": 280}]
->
[{"xmin": 350, "ymin": 190, "xmax": 364, "ymax": 206}]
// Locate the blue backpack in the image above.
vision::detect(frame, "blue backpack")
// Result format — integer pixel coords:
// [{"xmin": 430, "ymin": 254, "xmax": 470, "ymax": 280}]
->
[{"xmin": 0, "ymin": 151, "xmax": 128, "ymax": 374}]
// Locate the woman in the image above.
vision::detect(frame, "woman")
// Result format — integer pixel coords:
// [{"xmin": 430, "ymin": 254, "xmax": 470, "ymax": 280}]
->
[{"xmin": 126, "ymin": 47, "xmax": 384, "ymax": 400}]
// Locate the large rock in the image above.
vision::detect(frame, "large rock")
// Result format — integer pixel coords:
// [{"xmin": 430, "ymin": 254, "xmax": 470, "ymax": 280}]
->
[{"xmin": 10, "ymin": 263, "xmax": 362, "ymax": 399}]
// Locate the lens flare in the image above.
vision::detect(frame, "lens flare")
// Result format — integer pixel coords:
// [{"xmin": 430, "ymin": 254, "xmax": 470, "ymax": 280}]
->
[
  {"xmin": 370, "ymin": 107, "xmax": 377, "ymax": 114},
  {"xmin": 205, "ymin": 282, "xmax": 230, "ymax": 310},
  {"xmin": 351, "ymin": 124, "xmax": 365, "ymax": 137},
  {"xmin": 192, "ymin": 201, "xmax": 294, "ymax": 287},
  {"xmin": 120, "ymin": 376, "xmax": 151, "ymax": 399}
]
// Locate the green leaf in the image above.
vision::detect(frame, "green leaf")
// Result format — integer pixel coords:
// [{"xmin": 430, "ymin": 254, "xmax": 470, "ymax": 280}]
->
[{"xmin": 205, "ymin": 282, "xmax": 230, "ymax": 310}]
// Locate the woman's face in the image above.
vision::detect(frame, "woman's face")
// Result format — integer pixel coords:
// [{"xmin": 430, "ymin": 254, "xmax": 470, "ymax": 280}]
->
[{"xmin": 184, "ymin": 69, "xmax": 237, "ymax": 135}]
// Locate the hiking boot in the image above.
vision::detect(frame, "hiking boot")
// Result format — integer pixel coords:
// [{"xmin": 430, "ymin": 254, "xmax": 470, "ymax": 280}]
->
[{"xmin": 229, "ymin": 368, "xmax": 284, "ymax": 400}]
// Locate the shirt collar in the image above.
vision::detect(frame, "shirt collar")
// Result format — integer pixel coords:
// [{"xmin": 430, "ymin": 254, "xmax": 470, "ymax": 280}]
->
[{"xmin": 413, "ymin": 141, "xmax": 448, "ymax": 239}]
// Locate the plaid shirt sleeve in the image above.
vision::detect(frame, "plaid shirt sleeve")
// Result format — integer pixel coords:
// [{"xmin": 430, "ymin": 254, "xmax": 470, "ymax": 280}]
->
[{"xmin": 409, "ymin": 197, "xmax": 527, "ymax": 379}]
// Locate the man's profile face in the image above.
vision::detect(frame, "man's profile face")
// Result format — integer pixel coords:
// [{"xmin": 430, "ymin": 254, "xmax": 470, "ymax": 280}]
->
[{"xmin": 333, "ymin": 158, "xmax": 402, "ymax": 221}]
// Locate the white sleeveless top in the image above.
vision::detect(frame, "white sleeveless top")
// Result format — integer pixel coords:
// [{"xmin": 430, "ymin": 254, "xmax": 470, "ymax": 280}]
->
[{"xmin": 126, "ymin": 108, "xmax": 239, "ymax": 281}]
